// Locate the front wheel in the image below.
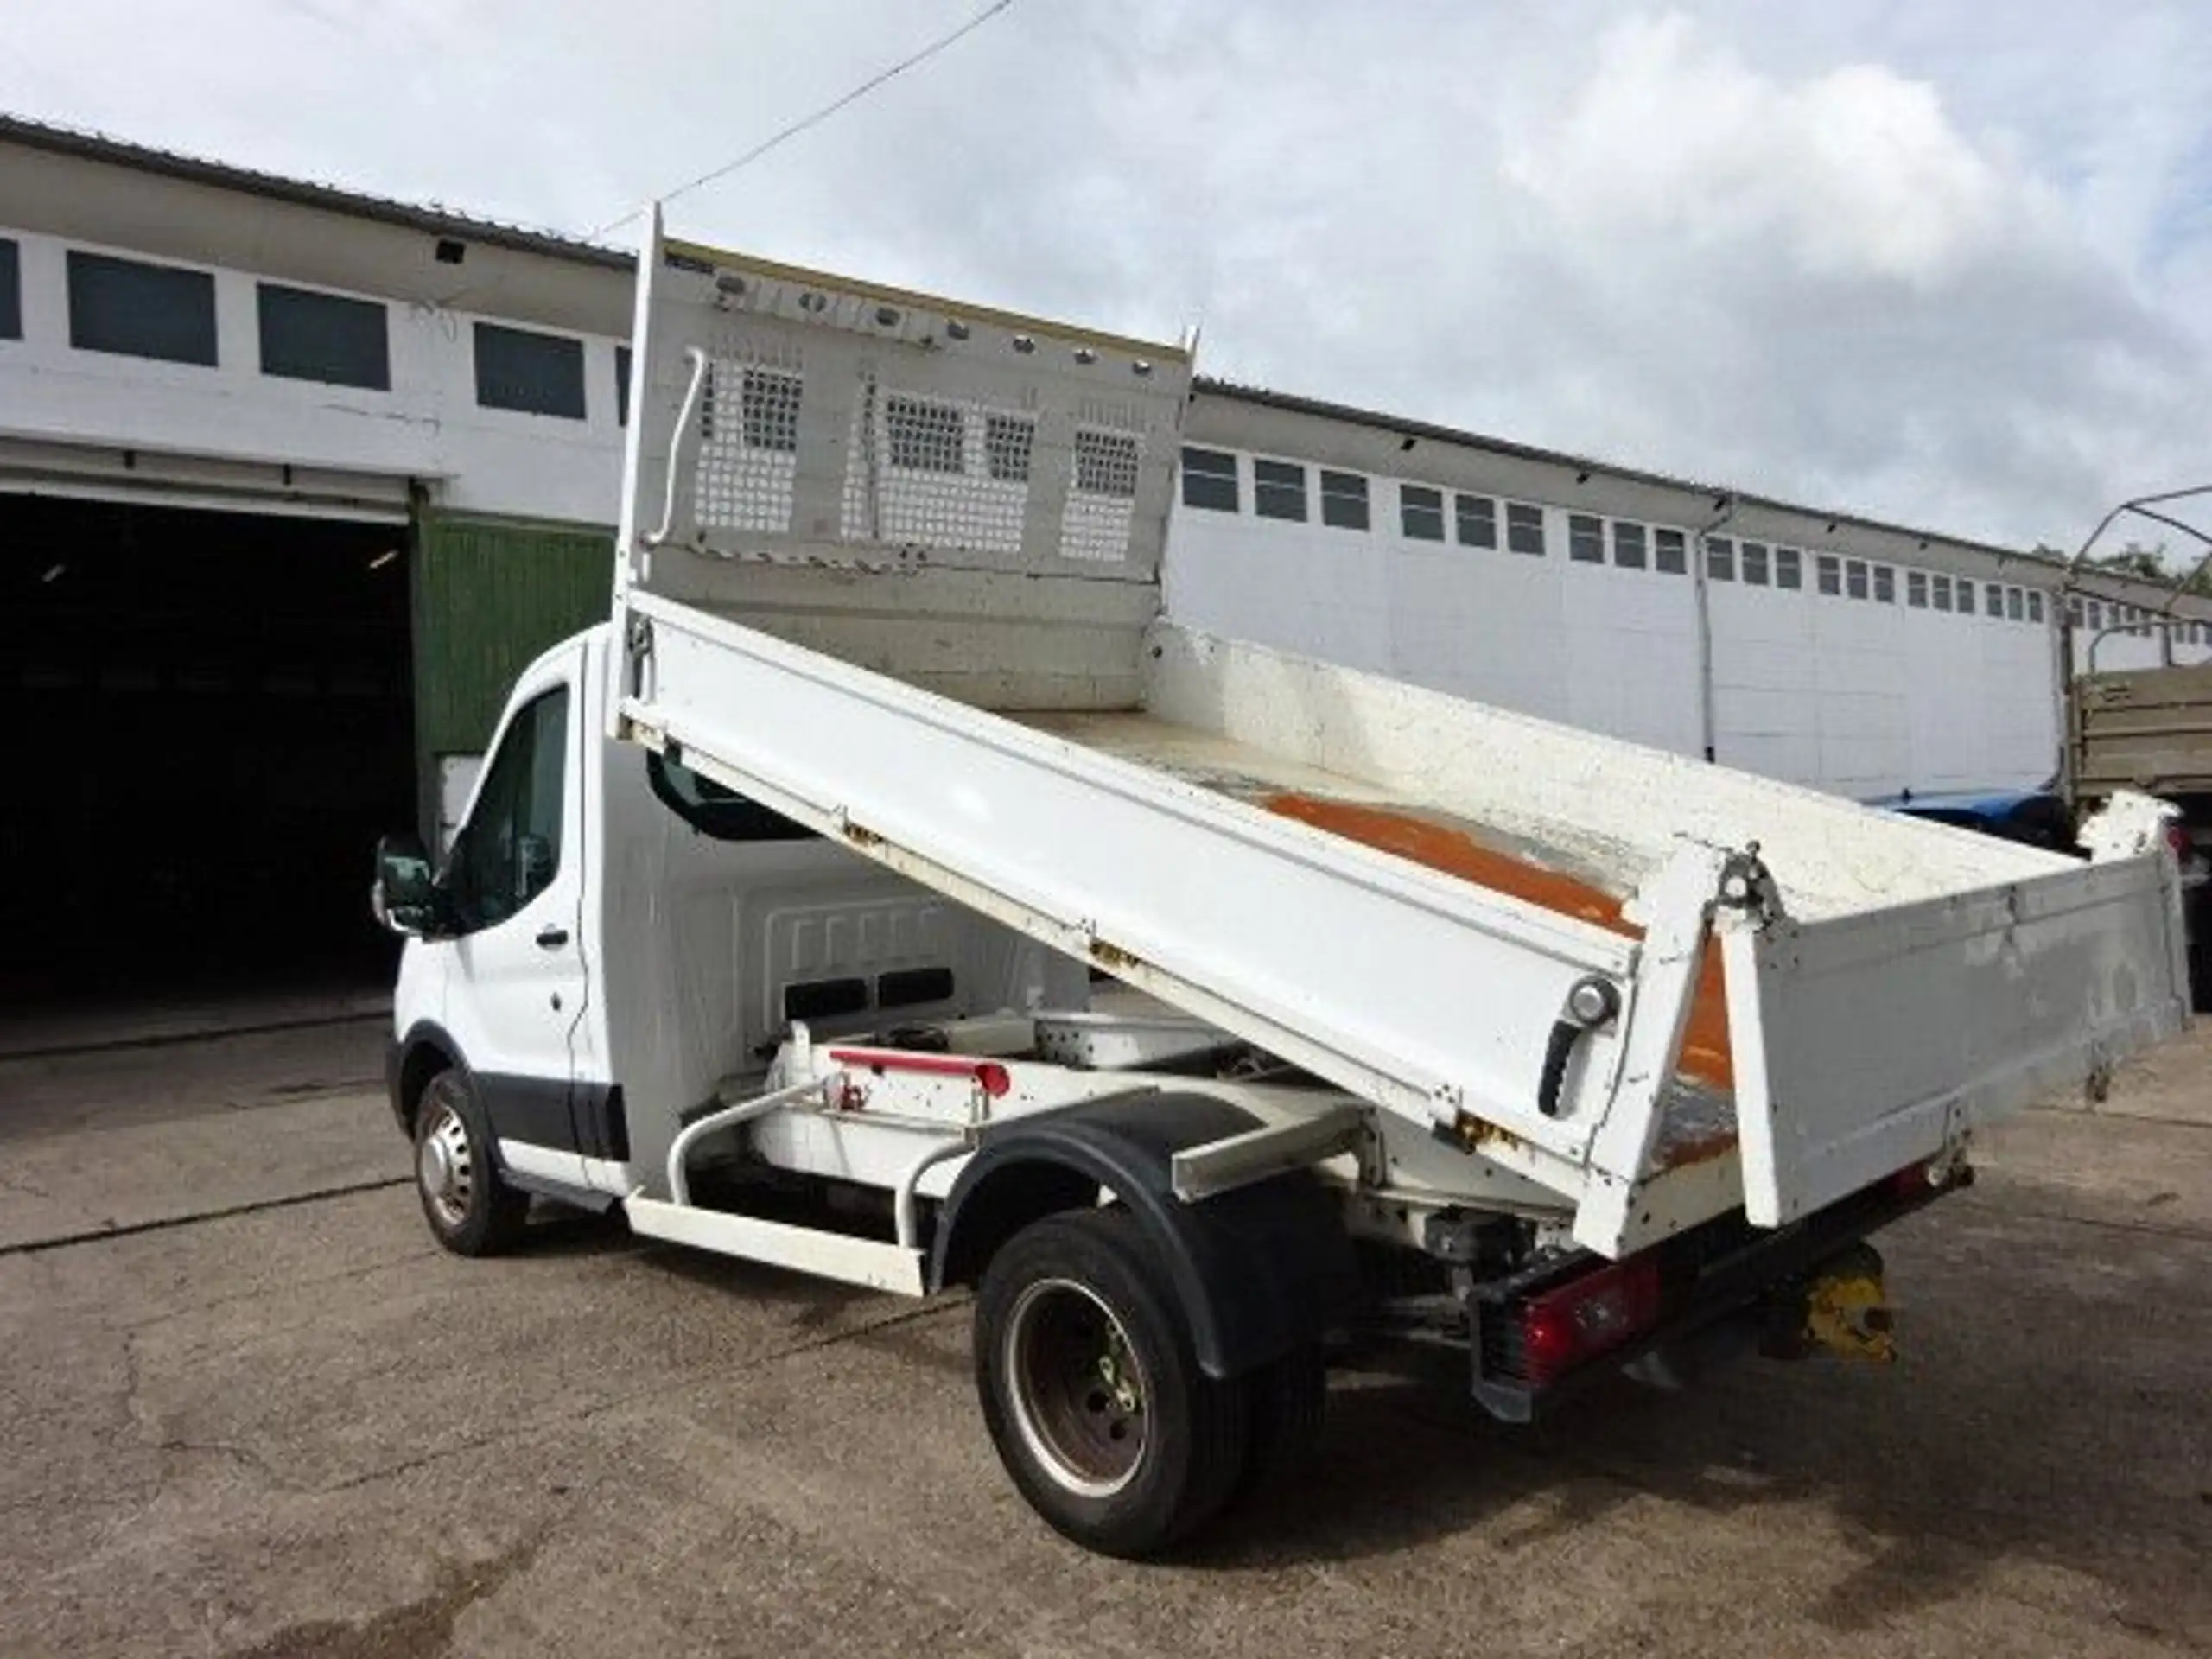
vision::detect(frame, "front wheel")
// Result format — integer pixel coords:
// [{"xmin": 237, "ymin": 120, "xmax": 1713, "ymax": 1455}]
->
[
  {"xmin": 974, "ymin": 1208, "xmax": 1249, "ymax": 1557},
  {"xmin": 412, "ymin": 1068, "xmax": 528, "ymax": 1256}
]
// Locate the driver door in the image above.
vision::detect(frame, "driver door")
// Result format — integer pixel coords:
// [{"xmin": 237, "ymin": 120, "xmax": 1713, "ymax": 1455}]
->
[{"xmin": 441, "ymin": 649, "xmax": 589, "ymax": 1186}]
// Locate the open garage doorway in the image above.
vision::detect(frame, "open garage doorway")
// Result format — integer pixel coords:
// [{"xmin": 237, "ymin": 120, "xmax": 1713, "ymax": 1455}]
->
[{"xmin": 0, "ymin": 495, "xmax": 414, "ymax": 1019}]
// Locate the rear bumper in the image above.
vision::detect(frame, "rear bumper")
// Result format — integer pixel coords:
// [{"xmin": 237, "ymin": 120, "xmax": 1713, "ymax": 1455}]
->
[{"xmin": 1466, "ymin": 1168, "xmax": 1959, "ymax": 1421}]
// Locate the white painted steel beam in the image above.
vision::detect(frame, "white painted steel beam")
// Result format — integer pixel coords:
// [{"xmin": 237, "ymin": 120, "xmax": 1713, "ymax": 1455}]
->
[{"xmin": 624, "ymin": 1198, "xmax": 927, "ymax": 1295}]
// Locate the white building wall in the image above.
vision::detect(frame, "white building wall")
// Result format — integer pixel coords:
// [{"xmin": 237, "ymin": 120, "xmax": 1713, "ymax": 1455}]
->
[
  {"xmin": 0, "ymin": 224, "xmax": 628, "ymax": 524},
  {"xmin": 1167, "ymin": 477, "xmax": 1707, "ymax": 759},
  {"xmin": 1168, "ymin": 445, "xmax": 2092, "ymax": 800},
  {"xmin": 2065, "ymin": 597, "xmax": 2211, "ymax": 676}
]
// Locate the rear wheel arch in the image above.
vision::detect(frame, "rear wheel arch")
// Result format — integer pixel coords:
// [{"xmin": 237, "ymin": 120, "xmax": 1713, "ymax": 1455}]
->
[{"xmin": 931, "ymin": 1093, "xmax": 1357, "ymax": 1381}]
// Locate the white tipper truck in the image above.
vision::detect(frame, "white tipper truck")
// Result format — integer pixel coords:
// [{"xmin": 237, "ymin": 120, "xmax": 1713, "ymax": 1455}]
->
[{"xmin": 373, "ymin": 211, "xmax": 2193, "ymax": 1556}]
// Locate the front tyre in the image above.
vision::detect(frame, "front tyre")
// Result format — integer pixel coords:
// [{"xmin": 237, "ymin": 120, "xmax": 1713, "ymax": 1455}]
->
[
  {"xmin": 975, "ymin": 1208, "xmax": 1249, "ymax": 1557},
  {"xmin": 412, "ymin": 1067, "xmax": 528, "ymax": 1257}
]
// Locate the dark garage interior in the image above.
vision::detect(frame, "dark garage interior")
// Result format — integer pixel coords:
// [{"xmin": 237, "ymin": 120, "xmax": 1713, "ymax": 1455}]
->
[{"xmin": 0, "ymin": 494, "xmax": 416, "ymax": 1007}]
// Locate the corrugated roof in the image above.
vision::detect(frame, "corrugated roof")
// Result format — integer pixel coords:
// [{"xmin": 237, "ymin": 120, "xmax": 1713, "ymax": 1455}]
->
[{"xmin": 0, "ymin": 111, "xmax": 634, "ymax": 271}]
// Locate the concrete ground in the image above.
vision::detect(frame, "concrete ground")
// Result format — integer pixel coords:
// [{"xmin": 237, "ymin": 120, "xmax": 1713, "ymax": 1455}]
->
[{"xmin": 2, "ymin": 1018, "xmax": 2208, "ymax": 1658}]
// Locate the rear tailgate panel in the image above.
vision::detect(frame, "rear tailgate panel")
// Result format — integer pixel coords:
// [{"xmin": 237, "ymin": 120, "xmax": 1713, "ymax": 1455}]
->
[{"xmin": 1726, "ymin": 850, "xmax": 2189, "ymax": 1227}]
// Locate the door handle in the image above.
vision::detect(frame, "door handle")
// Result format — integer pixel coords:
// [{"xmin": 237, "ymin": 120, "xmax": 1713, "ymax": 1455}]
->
[{"xmin": 536, "ymin": 925, "xmax": 569, "ymax": 950}]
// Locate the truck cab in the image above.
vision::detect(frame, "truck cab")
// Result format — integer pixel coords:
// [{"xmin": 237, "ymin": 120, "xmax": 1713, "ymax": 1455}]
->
[{"xmin": 381, "ymin": 623, "xmax": 1078, "ymax": 1236}]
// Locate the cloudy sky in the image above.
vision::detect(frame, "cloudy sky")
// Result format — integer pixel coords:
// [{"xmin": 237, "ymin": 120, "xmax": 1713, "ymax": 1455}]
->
[{"xmin": 6, "ymin": 1, "xmax": 2210, "ymax": 553}]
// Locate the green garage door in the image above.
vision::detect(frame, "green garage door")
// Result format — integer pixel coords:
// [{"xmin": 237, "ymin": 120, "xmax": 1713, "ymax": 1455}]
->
[{"xmin": 410, "ymin": 510, "xmax": 613, "ymax": 842}]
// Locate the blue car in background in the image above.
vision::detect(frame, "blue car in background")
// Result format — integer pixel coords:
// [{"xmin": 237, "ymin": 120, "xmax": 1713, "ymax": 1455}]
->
[{"xmin": 1866, "ymin": 787, "xmax": 2078, "ymax": 855}]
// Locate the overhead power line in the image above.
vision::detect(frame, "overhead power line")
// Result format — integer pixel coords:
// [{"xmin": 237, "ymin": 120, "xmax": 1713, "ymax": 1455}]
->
[{"xmin": 586, "ymin": 0, "xmax": 1022, "ymax": 244}]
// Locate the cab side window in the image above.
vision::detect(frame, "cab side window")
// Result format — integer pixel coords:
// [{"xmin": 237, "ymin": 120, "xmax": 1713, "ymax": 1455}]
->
[{"xmin": 447, "ymin": 686, "xmax": 569, "ymax": 931}]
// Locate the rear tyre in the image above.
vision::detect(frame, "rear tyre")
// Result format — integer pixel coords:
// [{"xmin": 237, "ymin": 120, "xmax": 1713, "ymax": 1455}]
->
[
  {"xmin": 975, "ymin": 1208, "xmax": 1249, "ymax": 1557},
  {"xmin": 412, "ymin": 1067, "xmax": 528, "ymax": 1257}
]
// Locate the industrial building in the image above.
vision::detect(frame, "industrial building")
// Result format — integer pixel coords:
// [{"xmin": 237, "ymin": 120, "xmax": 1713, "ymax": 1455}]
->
[{"xmin": 3, "ymin": 111, "xmax": 2206, "ymax": 1002}]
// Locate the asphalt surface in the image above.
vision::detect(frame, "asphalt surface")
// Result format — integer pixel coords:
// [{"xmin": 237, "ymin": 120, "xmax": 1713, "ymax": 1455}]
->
[{"xmin": 2, "ymin": 1014, "xmax": 2209, "ymax": 1657}]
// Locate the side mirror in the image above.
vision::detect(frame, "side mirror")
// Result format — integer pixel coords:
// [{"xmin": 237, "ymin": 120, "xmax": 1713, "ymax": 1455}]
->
[{"xmin": 372, "ymin": 832, "xmax": 443, "ymax": 937}]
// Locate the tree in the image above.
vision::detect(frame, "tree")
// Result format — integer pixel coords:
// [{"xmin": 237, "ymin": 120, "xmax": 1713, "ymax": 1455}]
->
[{"xmin": 2062, "ymin": 538, "xmax": 2212, "ymax": 597}]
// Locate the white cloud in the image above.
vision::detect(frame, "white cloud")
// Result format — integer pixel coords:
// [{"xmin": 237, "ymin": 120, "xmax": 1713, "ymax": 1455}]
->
[{"xmin": 1503, "ymin": 17, "xmax": 2026, "ymax": 289}]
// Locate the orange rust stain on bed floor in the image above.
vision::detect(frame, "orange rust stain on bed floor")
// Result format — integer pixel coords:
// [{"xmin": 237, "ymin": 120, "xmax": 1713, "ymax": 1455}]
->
[{"xmin": 1262, "ymin": 794, "xmax": 1735, "ymax": 1092}]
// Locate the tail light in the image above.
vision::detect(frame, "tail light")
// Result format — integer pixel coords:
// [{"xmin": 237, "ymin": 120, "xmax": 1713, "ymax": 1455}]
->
[
  {"xmin": 2165, "ymin": 823, "xmax": 2190, "ymax": 863},
  {"xmin": 1516, "ymin": 1256, "xmax": 1662, "ymax": 1387}
]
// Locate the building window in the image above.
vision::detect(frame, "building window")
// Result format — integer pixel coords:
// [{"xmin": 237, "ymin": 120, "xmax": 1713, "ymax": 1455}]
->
[
  {"xmin": 2026, "ymin": 590, "xmax": 2044, "ymax": 624},
  {"xmin": 615, "ymin": 346, "xmax": 633, "ymax": 427},
  {"xmin": 1775, "ymin": 546, "xmax": 1802, "ymax": 589},
  {"xmin": 1444, "ymin": 494, "xmax": 1492, "ymax": 550},
  {"xmin": 1816, "ymin": 555, "xmax": 1842, "ymax": 596},
  {"xmin": 741, "ymin": 370, "xmax": 804, "ymax": 452},
  {"xmin": 1654, "ymin": 527, "xmax": 1687, "ymax": 574},
  {"xmin": 1075, "ymin": 429, "xmax": 1141, "ymax": 498},
  {"xmin": 2067, "ymin": 596, "xmax": 2083, "ymax": 626},
  {"xmin": 1455, "ymin": 493, "xmax": 1497, "ymax": 549},
  {"xmin": 1908, "ymin": 570, "xmax": 1929, "ymax": 608},
  {"xmin": 1254, "ymin": 459, "xmax": 1307, "ymax": 522},
  {"xmin": 1401, "ymin": 484, "xmax": 1446, "ymax": 542},
  {"xmin": 67, "ymin": 249, "xmax": 218, "ymax": 365},
  {"xmin": 1568, "ymin": 513, "xmax": 1605, "ymax": 563},
  {"xmin": 1707, "ymin": 536, "xmax": 1736, "ymax": 581},
  {"xmin": 256, "ymin": 282, "xmax": 390, "ymax": 391},
  {"xmin": 1611, "ymin": 521, "xmax": 1646, "ymax": 569},
  {"xmin": 1957, "ymin": 581, "xmax": 1976, "ymax": 616},
  {"xmin": 1933, "ymin": 575, "xmax": 1954, "ymax": 612},
  {"xmin": 1872, "ymin": 564, "xmax": 1896, "ymax": 604},
  {"xmin": 1845, "ymin": 559, "xmax": 1870, "ymax": 600},
  {"xmin": 1505, "ymin": 503, "xmax": 1547, "ymax": 556},
  {"xmin": 0, "ymin": 238, "xmax": 19, "ymax": 340},
  {"xmin": 985, "ymin": 415, "xmax": 1035, "ymax": 484},
  {"xmin": 2005, "ymin": 587, "xmax": 2024, "ymax": 621},
  {"xmin": 474, "ymin": 321, "xmax": 585, "ymax": 418},
  {"xmin": 2084, "ymin": 601, "xmax": 2101, "ymax": 628},
  {"xmin": 1181, "ymin": 447, "xmax": 1239, "ymax": 512},
  {"xmin": 885, "ymin": 395, "xmax": 963, "ymax": 472},
  {"xmin": 1986, "ymin": 582, "xmax": 2005, "ymax": 617},
  {"xmin": 1740, "ymin": 541, "xmax": 1770, "ymax": 586},
  {"xmin": 1319, "ymin": 470, "xmax": 1369, "ymax": 530}
]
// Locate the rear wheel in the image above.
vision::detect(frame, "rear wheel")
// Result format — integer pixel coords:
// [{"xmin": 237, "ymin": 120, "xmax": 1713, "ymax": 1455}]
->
[
  {"xmin": 412, "ymin": 1068, "xmax": 528, "ymax": 1256},
  {"xmin": 975, "ymin": 1209, "xmax": 1249, "ymax": 1556}
]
